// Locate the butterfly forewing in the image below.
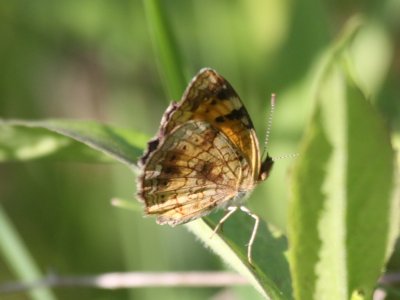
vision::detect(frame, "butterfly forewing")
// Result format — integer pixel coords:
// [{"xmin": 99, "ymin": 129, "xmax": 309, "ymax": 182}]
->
[{"xmin": 149, "ymin": 68, "xmax": 261, "ymax": 182}]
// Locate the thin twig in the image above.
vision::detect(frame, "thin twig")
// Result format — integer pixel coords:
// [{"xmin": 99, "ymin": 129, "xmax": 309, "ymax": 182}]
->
[{"xmin": 0, "ymin": 271, "xmax": 249, "ymax": 294}]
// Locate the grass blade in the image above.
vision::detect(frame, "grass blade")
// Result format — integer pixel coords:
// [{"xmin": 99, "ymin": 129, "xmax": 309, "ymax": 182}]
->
[
  {"xmin": 0, "ymin": 205, "xmax": 57, "ymax": 300},
  {"xmin": 143, "ymin": 0, "xmax": 186, "ymax": 100}
]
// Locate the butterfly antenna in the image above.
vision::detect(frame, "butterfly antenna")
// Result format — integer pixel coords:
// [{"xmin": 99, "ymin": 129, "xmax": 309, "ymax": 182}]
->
[
  {"xmin": 272, "ymin": 153, "xmax": 299, "ymax": 162},
  {"xmin": 262, "ymin": 93, "xmax": 276, "ymax": 159}
]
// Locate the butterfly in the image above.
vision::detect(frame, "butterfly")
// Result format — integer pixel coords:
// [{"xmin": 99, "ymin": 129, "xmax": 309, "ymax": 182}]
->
[{"xmin": 137, "ymin": 68, "xmax": 274, "ymax": 265}]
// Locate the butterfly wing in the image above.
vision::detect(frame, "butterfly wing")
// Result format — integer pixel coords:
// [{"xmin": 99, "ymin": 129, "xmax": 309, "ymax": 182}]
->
[
  {"xmin": 138, "ymin": 121, "xmax": 249, "ymax": 225},
  {"xmin": 139, "ymin": 68, "xmax": 261, "ymax": 184}
]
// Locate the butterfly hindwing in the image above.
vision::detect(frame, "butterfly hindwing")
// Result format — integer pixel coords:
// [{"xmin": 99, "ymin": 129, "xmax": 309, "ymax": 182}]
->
[{"xmin": 138, "ymin": 120, "xmax": 247, "ymax": 225}]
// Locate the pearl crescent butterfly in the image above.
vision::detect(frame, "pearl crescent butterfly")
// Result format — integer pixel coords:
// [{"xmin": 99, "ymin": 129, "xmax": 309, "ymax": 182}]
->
[{"xmin": 137, "ymin": 68, "xmax": 274, "ymax": 264}]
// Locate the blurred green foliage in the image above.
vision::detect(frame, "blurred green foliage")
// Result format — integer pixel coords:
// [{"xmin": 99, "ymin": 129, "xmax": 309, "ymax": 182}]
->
[{"xmin": 0, "ymin": 0, "xmax": 399, "ymax": 299}]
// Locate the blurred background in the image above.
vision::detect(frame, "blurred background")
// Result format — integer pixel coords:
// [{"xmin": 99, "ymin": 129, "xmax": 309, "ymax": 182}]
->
[{"xmin": 0, "ymin": 0, "xmax": 399, "ymax": 299}]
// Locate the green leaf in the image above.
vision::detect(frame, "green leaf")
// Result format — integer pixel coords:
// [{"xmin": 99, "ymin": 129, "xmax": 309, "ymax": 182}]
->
[
  {"xmin": 187, "ymin": 212, "xmax": 292, "ymax": 300},
  {"xmin": 0, "ymin": 119, "xmax": 147, "ymax": 165},
  {"xmin": 288, "ymin": 39, "xmax": 398, "ymax": 300}
]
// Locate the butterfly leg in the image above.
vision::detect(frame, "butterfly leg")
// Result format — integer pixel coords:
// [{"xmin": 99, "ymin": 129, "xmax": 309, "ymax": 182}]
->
[
  {"xmin": 239, "ymin": 206, "xmax": 259, "ymax": 266},
  {"xmin": 210, "ymin": 206, "xmax": 238, "ymax": 238}
]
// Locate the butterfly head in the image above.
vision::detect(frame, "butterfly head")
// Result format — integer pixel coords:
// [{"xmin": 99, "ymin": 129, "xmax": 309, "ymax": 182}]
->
[{"xmin": 258, "ymin": 154, "xmax": 274, "ymax": 182}]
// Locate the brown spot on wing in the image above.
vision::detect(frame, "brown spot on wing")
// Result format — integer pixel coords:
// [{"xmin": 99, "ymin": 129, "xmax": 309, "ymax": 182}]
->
[{"xmin": 216, "ymin": 85, "xmax": 236, "ymax": 100}]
